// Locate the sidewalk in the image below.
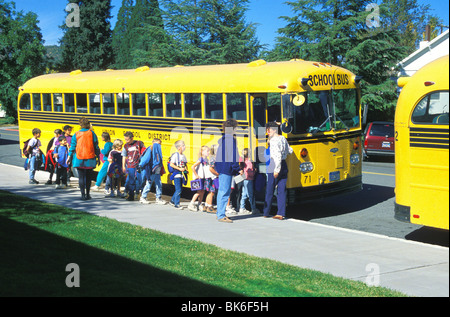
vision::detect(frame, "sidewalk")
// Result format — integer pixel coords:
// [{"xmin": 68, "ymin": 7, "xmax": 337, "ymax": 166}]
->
[{"xmin": 0, "ymin": 163, "xmax": 448, "ymax": 297}]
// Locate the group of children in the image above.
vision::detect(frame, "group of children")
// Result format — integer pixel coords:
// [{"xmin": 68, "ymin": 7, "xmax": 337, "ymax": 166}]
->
[{"xmin": 26, "ymin": 126, "xmax": 259, "ymax": 216}]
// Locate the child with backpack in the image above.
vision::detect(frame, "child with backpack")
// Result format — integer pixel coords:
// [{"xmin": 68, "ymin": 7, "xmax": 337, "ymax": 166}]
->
[
  {"xmin": 107, "ymin": 139, "xmax": 125, "ymax": 198},
  {"xmin": 187, "ymin": 146, "xmax": 210, "ymax": 212},
  {"xmin": 122, "ymin": 131, "xmax": 146, "ymax": 201},
  {"xmin": 44, "ymin": 129, "xmax": 63, "ymax": 185},
  {"xmin": 55, "ymin": 136, "xmax": 69, "ymax": 189},
  {"xmin": 238, "ymin": 148, "xmax": 257, "ymax": 215},
  {"xmin": 139, "ymin": 138, "xmax": 166, "ymax": 205},
  {"xmin": 168, "ymin": 140, "xmax": 187, "ymax": 210},
  {"xmin": 25, "ymin": 128, "xmax": 42, "ymax": 184}
]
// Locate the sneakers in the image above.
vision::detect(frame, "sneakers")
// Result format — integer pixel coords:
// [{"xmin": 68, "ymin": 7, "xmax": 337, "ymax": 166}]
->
[
  {"xmin": 45, "ymin": 180, "xmax": 53, "ymax": 185},
  {"xmin": 155, "ymin": 198, "xmax": 167, "ymax": 205},
  {"xmin": 55, "ymin": 184, "xmax": 68, "ymax": 189},
  {"xmin": 169, "ymin": 201, "xmax": 183, "ymax": 210},
  {"xmin": 205, "ymin": 206, "xmax": 216, "ymax": 214},
  {"xmin": 29, "ymin": 179, "xmax": 39, "ymax": 184},
  {"xmin": 116, "ymin": 191, "xmax": 126, "ymax": 198},
  {"xmin": 225, "ymin": 206, "xmax": 237, "ymax": 216},
  {"xmin": 139, "ymin": 197, "xmax": 151, "ymax": 205},
  {"xmin": 188, "ymin": 202, "xmax": 198, "ymax": 212},
  {"xmin": 238, "ymin": 208, "xmax": 252, "ymax": 215},
  {"xmin": 91, "ymin": 185, "xmax": 100, "ymax": 191}
]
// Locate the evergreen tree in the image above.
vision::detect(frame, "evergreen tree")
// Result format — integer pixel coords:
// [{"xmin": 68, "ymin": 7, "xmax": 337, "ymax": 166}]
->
[
  {"xmin": 59, "ymin": 0, "xmax": 114, "ymax": 71},
  {"xmin": 162, "ymin": 0, "xmax": 261, "ymax": 65},
  {"xmin": 112, "ymin": 0, "xmax": 135, "ymax": 69},
  {"xmin": 0, "ymin": 0, "xmax": 46, "ymax": 120},
  {"xmin": 269, "ymin": 0, "xmax": 409, "ymax": 121}
]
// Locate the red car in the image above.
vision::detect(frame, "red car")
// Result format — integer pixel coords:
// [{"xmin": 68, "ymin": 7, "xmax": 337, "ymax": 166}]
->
[{"xmin": 363, "ymin": 122, "xmax": 395, "ymax": 159}]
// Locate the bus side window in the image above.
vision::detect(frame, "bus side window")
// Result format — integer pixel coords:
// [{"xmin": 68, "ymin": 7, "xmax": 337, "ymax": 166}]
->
[
  {"xmin": 132, "ymin": 93, "xmax": 146, "ymax": 116},
  {"xmin": 148, "ymin": 93, "xmax": 163, "ymax": 117},
  {"xmin": 53, "ymin": 93, "xmax": 63, "ymax": 112},
  {"xmin": 117, "ymin": 93, "xmax": 130, "ymax": 115},
  {"xmin": 205, "ymin": 93, "xmax": 223, "ymax": 120},
  {"xmin": 166, "ymin": 93, "xmax": 182, "ymax": 118},
  {"xmin": 412, "ymin": 91, "xmax": 449, "ymax": 125},
  {"xmin": 64, "ymin": 94, "xmax": 75, "ymax": 113},
  {"xmin": 227, "ymin": 93, "xmax": 247, "ymax": 121},
  {"xmin": 76, "ymin": 93, "xmax": 88, "ymax": 114},
  {"xmin": 32, "ymin": 94, "xmax": 42, "ymax": 111},
  {"xmin": 19, "ymin": 93, "xmax": 31, "ymax": 110},
  {"xmin": 89, "ymin": 94, "xmax": 101, "ymax": 114},
  {"xmin": 103, "ymin": 93, "xmax": 115, "ymax": 115},
  {"xmin": 185, "ymin": 93, "xmax": 202, "ymax": 119},
  {"xmin": 42, "ymin": 93, "xmax": 52, "ymax": 111}
]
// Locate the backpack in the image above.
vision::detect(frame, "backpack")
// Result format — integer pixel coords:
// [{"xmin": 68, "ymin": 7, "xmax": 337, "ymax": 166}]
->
[
  {"xmin": 140, "ymin": 146, "xmax": 153, "ymax": 176},
  {"xmin": 167, "ymin": 153, "xmax": 177, "ymax": 174},
  {"xmin": 22, "ymin": 138, "xmax": 32, "ymax": 158}
]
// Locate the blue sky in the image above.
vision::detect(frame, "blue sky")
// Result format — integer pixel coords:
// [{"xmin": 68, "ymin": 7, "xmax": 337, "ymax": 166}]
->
[{"xmin": 12, "ymin": 0, "xmax": 450, "ymax": 48}]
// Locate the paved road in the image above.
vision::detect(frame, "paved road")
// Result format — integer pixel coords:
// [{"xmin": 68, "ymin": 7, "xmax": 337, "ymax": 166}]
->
[{"xmin": 1, "ymin": 126, "xmax": 448, "ymax": 247}]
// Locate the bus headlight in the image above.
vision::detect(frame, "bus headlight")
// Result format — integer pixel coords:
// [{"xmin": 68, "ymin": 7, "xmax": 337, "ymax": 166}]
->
[
  {"xmin": 350, "ymin": 154, "xmax": 360, "ymax": 165},
  {"xmin": 300, "ymin": 162, "xmax": 314, "ymax": 173}
]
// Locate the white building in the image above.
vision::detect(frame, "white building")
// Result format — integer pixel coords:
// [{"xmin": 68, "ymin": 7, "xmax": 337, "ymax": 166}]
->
[{"xmin": 397, "ymin": 29, "xmax": 449, "ymax": 77}]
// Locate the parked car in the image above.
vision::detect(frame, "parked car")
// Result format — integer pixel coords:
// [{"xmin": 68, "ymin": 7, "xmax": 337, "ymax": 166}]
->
[{"xmin": 363, "ymin": 122, "xmax": 395, "ymax": 159}]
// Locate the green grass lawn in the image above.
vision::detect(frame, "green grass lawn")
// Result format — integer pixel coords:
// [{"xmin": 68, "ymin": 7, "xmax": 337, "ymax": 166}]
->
[{"xmin": 0, "ymin": 190, "xmax": 406, "ymax": 297}]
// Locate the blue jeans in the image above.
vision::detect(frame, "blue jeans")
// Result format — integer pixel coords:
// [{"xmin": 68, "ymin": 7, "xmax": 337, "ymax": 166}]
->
[
  {"xmin": 240, "ymin": 180, "xmax": 256, "ymax": 211},
  {"xmin": 170, "ymin": 177, "xmax": 183, "ymax": 206},
  {"xmin": 217, "ymin": 174, "xmax": 232, "ymax": 220},
  {"xmin": 125, "ymin": 167, "xmax": 142, "ymax": 195},
  {"xmin": 29, "ymin": 155, "xmax": 36, "ymax": 180},
  {"xmin": 142, "ymin": 173, "xmax": 162, "ymax": 199}
]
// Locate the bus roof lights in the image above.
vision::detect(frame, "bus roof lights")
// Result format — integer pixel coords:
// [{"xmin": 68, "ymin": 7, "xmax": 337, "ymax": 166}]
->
[
  {"xmin": 135, "ymin": 66, "xmax": 150, "ymax": 72},
  {"xmin": 278, "ymin": 84, "xmax": 287, "ymax": 89},
  {"xmin": 247, "ymin": 59, "xmax": 267, "ymax": 67},
  {"xmin": 70, "ymin": 70, "xmax": 82, "ymax": 76},
  {"xmin": 424, "ymin": 81, "xmax": 435, "ymax": 86}
]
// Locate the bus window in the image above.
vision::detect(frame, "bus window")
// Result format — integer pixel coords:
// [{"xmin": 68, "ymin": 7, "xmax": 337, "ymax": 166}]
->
[
  {"xmin": 226, "ymin": 93, "xmax": 247, "ymax": 121},
  {"xmin": 166, "ymin": 93, "xmax": 182, "ymax": 118},
  {"xmin": 148, "ymin": 93, "xmax": 163, "ymax": 117},
  {"xmin": 89, "ymin": 94, "xmax": 101, "ymax": 114},
  {"xmin": 19, "ymin": 94, "xmax": 31, "ymax": 110},
  {"xmin": 412, "ymin": 91, "xmax": 449, "ymax": 125},
  {"xmin": 117, "ymin": 93, "xmax": 130, "ymax": 115},
  {"xmin": 333, "ymin": 89, "xmax": 360, "ymax": 129},
  {"xmin": 32, "ymin": 94, "xmax": 41, "ymax": 111},
  {"xmin": 252, "ymin": 96, "xmax": 266, "ymax": 131},
  {"xmin": 42, "ymin": 93, "xmax": 52, "ymax": 111},
  {"xmin": 53, "ymin": 93, "xmax": 63, "ymax": 112},
  {"xmin": 103, "ymin": 93, "xmax": 115, "ymax": 115},
  {"xmin": 205, "ymin": 93, "xmax": 223, "ymax": 120},
  {"xmin": 64, "ymin": 94, "xmax": 75, "ymax": 113},
  {"xmin": 185, "ymin": 93, "xmax": 202, "ymax": 119},
  {"xmin": 267, "ymin": 93, "xmax": 281, "ymax": 122},
  {"xmin": 76, "ymin": 93, "xmax": 88, "ymax": 113},
  {"xmin": 132, "ymin": 93, "xmax": 146, "ymax": 116}
]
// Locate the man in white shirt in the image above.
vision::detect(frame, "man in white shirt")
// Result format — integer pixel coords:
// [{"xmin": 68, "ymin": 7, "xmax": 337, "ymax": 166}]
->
[{"xmin": 263, "ymin": 122, "xmax": 293, "ymax": 220}]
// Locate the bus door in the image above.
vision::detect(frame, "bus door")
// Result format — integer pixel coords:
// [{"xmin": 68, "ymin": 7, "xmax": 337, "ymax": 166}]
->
[{"xmin": 249, "ymin": 94, "xmax": 267, "ymax": 164}]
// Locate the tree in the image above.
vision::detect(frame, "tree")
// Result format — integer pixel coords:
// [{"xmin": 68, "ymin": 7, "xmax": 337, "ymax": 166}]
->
[
  {"xmin": 0, "ymin": 0, "xmax": 46, "ymax": 120},
  {"xmin": 59, "ymin": 0, "xmax": 114, "ymax": 71},
  {"xmin": 161, "ymin": 0, "xmax": 261, "ymax": 65},
  {"xmin": 269, "ymin": 0, "xmax": 409, "ymax": 121},
  {"xmin": 112, "ymin": 0, "xmax": 135, "ymax": 69}
]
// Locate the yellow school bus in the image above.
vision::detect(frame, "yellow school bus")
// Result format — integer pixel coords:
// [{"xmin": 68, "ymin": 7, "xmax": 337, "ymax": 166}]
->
[
  {"xmin": 17, "ymin": 60, "xmax": 363, "ymax": 203},
  {"xmin": 395, "ymin": 55, "xmax": 449, "ymax": 230}
]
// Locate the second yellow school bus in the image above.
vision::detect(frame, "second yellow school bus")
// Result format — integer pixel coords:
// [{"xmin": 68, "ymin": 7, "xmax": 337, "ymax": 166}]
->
[
  {"xmin": 17, "ymin": 60, "xmax": 363, "ymax": 203},
  {"xmin": 395, "ymin": 55, "xmax": 449, "ymax": 230}
]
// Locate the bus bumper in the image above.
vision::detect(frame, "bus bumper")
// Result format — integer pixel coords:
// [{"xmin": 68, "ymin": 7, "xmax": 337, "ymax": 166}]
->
[
  {"xmin": 287, "ymin": 176, "xmax": 362, "ymax": 204},
  {"xmin": 394, "ymin": 202, "xmax": 411, "ymax": 223}
]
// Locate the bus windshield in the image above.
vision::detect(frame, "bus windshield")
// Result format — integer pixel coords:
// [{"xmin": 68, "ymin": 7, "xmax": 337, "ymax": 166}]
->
[{"xmin": 288, "ymin": 89, "xmax": 360, "ymax": 134}]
